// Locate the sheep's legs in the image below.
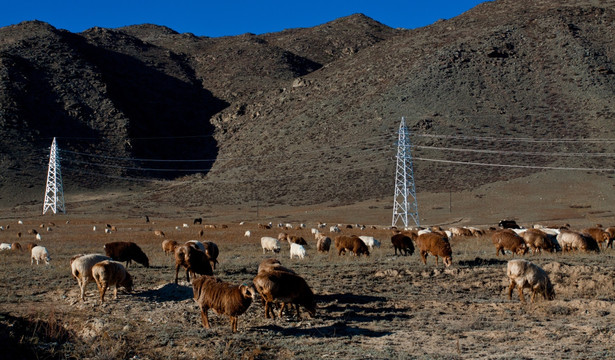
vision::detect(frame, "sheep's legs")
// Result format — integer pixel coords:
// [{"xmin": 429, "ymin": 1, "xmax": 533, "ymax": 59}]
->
[
  {"xmin": 174, "ymin": 264, "xmax": 180, "ymax": 284},
  {"xmin": 230, "ymin": 316, "xmax": 238, "ymax": 333},
  {"xmin": 507, "ymin": 282, "xmax": 515, "ymax": 300},
  {"xmin": 517, "ymin": 286, "xmax": 526, "ymax": 303},
  {"xmin": 99, "ymin": 283, "xmax": 108, "ymax": 303},
  {"xmin": 200, "ymin": 307, "xmax": 211, "ymax": 329},
  {"xmin": 113, "ymin": 285, "xmax": 118, "ymax": 300}
]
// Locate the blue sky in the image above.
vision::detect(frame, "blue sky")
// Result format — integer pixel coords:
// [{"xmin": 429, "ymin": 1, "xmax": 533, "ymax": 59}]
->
[{"xmin": 1, "ymin": 1, "xmax": 487, "ymax": 37}]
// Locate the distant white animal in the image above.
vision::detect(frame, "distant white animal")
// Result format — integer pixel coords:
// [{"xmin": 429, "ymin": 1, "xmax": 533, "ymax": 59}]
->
[
  {"xmin": 105, "ymin": 228, "xmax": 112, "ymax": 234},
  {"xmin": 330, "ymin": 226, "xmax": 340, "ymax": 233},
  {"xmin": 290, "ymin": 243, "xmax": 306, "ymax": 259},
  {"xmin": 358, "ymin": 236, "xmax": 381, "ymax": 249},
  {"xmin": 0, "ymin": 243, "xmax": 12, "ymax": 251},
  {"xmin": 183, "ymin": 223, "xmax": 189, "ymax": 228},
  {"xmin": 18, "ymin": 220, "xmax": 23, "ymax": 225},
  {"xmin": 93, "ymin": 226, "xmax": 97, "ymax": 231},
  {"xmin": 311, "ymin": 228, "xmax": 319, "ymax": 235},
  {"xmin": 35, "ymin": 233, "xmax": 42, "ymax": 240},
  {"xmin": 260, "ymin": 237, "xmax": 281, "ymax": 254},
  {"xmin": 31, "ymin": 245, "xmax": 50, "ymax": 265},
  {"xmin": 244, "ymin": 230, "xmax": 251, "ymax": 237}
]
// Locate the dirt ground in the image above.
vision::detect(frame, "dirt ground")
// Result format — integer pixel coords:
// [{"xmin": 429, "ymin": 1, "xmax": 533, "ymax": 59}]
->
[{"xmin": 1, "ymin": 171, "xmax": 615, "ymax": 359}]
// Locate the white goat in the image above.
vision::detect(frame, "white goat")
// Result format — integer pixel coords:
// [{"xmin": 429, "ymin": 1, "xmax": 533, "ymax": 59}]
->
[{"xmin": 290, "ymin": 243, "xmax": 306, "ymax": 259}]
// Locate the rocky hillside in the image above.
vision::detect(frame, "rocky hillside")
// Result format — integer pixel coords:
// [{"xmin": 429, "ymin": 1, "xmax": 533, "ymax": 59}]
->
[{"xmin": 2, "ymin": 0, "xmax": 615, "ymax": 208}]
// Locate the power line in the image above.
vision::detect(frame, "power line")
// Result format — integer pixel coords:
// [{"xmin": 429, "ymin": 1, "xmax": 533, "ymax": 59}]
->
[
  {"xmin": 415, "ymin": 145, "xmax": 615, "ymax": 157},
  {"xmin": 414, "ymin": 156, "xmax": 615, "ymax": 172}
]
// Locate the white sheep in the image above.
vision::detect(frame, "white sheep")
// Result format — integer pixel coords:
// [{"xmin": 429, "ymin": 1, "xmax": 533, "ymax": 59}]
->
[
  {"xmin": 104, "ymin": 228, "xmax": 112, "ymax": 234},
  {"xmin": 417, "ymin": 229, "xmax": 432, "ymax": 236},
  {"xmin": 0, "ymin": 243, "xmax": 12, "ymax": 251},
  {"xmin": 93, "ymin": 226, "xmax": 97, "ymax": 231},
  {"xmin": 183, "ymin": 223, "xmax": 189, "ymax": 228},
  {"xmin": 358, "ymin": 236, "xmax": 381, "ymax": 249},
  {"xmin": 290, "ymin": 243, "xmax": 306, "ymax": 259},
  {"xmin": 244, "ymin": 230, "xmax": 251, "ymax": 237},
  {"xmin": 261, "ymin": 237, "xmax": 281, "ymax": 254},
  {"xmin": 185, "ymin": 240, "xmax": 206, "ymax": 252},
  {"xmin": 506, "ymin": 259, "xmax": 555, "ymax": 303},
  {"xmin": 329, "ymin": 226, "xmax": 340, "ymax": 233},
  {"xmin": 311, "ymin": 228, "xmax": 319, "ymax": 235},
  {"xmin": 71, "ymin": 254, "xmax": 112, "ymax": 301},
  {"xmin": 35, "ymin": 233, "xmax": 42, "ymax": 240},
  {"xmin": 31, "ymin": 245, "xmax": 50, "ymax": 265}
]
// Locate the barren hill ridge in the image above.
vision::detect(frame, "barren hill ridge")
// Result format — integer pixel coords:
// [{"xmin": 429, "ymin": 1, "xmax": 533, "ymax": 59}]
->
[{"xmin": 1, "ymin": 0, "xmax": 615, "ymax": 210}]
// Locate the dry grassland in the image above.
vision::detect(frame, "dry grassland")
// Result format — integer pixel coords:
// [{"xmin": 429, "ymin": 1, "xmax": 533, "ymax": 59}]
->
[{"xmin": 1, "ymin": 217, "xmax": 615, "ymax": 359}]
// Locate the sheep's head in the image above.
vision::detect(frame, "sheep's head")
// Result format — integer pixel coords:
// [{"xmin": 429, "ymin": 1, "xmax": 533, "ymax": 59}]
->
[
  {"xmin": 545, "ymin": 280, "xmax": 555, "ymax": 301},
  {"xmin": 123, "ymin": 273, "xmax": 134, "ymax": 293},
  {"xmin": 516, "ymin": 244, "xmax": 529, "ymax": 255},
  {"xmin": 240, "ymin": 284, "xmax": 258, "ymax": 301}
]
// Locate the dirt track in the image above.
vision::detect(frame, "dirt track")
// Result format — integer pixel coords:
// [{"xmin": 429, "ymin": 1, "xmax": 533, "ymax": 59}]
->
[{"xmin": 1, "ymin": 217, "xmax": 615, "ymax": 359}]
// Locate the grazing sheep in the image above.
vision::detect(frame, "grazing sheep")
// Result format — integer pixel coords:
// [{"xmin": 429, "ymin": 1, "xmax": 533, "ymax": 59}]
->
[
  {"xmin": 183, "ymin": 223, "xmax": 189, "ymax": 228},
  {"xmin": 253, "ymin": 268, "xmax": 316, "ymax": 320},
  {"xmin": 185, "ymin": 240, "xmax": 206, "ymax": 252},
  {"xmin": 521, "ymin": 229, "xmax": 556, "ymax": 254},
  {"xmin": 257, "ymin": 258, "xmax": 296, "ymax": 275},
  {"xmin": 506, "ymin": 259, "xmax": 555, "ymax": 303},
  {"xmin": 449, "ymin": 227, "xmax": 473, "ymax": 237},
  {"xmin": 92, "ymin": 260, "xmax": 133, "ymax": 303},
  {"xmin": 557, "ymin": 230, "xmax": 600, "ymax": 253},
  {"xmin": 391, "ymin": 234, "xmax": 414, "ymax": 256},
  {"xmin": 334, "ymin": 235, "xmax": 369, "ymax": 256},
  {"xmin": 290, "ymin": 243, "xmax": 306, "ymax": 259},
  {"xmin": 154, "ymin": 230, "xmax": 165, "ymax": 237},
  {"xmin": 193, "ymin": 217, "xmax": 202, "ymax": 225},
  {"xmin": 28, "ymin": 229, "xmax": 38, "ymax": 235},
  {"xmin": 104, "ymin": 241, "xmax": 150, "ymax": 268},
  {"xmin": 582, "ymin": 228, "xmax": 610, "ymax": 249},
  {"xmin": 104, "ymin": 228, "xmax": 112, "ymax": 234},
  {"xmin": 203, "ymin": 241, "xmax": 220, "ymax": 269},
  {"xmin": 286, "ymin": 235, "xmax": 308, "ymax": 246},
  {"xmin": 499, "ymin": 220, "xmax": 521, "ymax": 229},
  {"xmin": 416, "ymin": 232, "xmax": 452, "ymax": 267},
  {"xmin": 35, "ymin": 233, "xmax": 42, "ymax": 240},
  {"xmin": 0, "ymin": 243, "xmax": 12, "ymax": 251},
  {"xmin": 162, "ymin": 239, "xmax": 179, "ymax": 256},
  {"xmin": 330, "ymin": 226, "xmax": 340, "ymax": 233},
  {"xmin": 31, "ymin": 245, "xmax": 50, "ymax": 265},
  {"xmin": 605, "ymin": 227, "xmax": 615, "ymax": 248},
  {"xmin": 277, "ymin": 232, "xmax": 288, "ymax": 242},
  {"xmin": 316, "ymin": 235, "xmax": 331, "ymax": 252},
  {"xmin": 174, "ymin": 244, "xmax": 213, "ymax": 284},
  {"xmin": 71, "ymin": 254, "xmax": 112, "ymax": 301},
  {"xmin": 11, "ymin": 242, "xmax": 22, "ymax": 251},
  {"xmin": 492, "ymin": 229, "xmax": 528, "ymax": 256},
  {"xmin": 192, "ymin": 275, "xmax": 257, "ymax": 332},
  {"xmin": 244, "ymin": 230, "xmax": 251, "ymax": 237},
  {"xmin": 358, "ymin": 236, "xmax": 381, "ymax": 249},
  {"xmin": 261, "ymin": 237, "xmax": 281, "ymax": 254}
]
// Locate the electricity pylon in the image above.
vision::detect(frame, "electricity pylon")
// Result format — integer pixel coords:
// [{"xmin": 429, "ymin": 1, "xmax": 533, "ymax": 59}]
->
[
  {"xmin": 392, "ymin": 117, "xmax": 419, "ymax": 228},
  {"xmin": 43, "ymin": 137, "xmax": 66, "ymax": 214}
]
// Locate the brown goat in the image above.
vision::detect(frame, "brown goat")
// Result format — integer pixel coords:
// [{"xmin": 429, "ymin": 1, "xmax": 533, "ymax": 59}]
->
[
  {"xmin": 416, "ymin": 232, "xmax": 452, "ymax": 267},
  {"xmin": 162, "ymin": 239, "xmax": 178, "ymax": 256},
  {"xmin": 492, "ymin": 229, "xmax": 528, "ymax": 256},
  {"xmin": 253, "ymin": 269, "xmax": 316, "ymax": 319},
  {"xmin": 174, "ymin": 244, "xmax": 213, "ymax": 284},
  {"xmin": 92, "ymin": 260, "xmax": 133, "ymax": 303},
  {"xmin": 334, "ymin": 235, "xmax": 369, "ymax": 256},
  {"xmin": 391, "ymin": 234, "xmax": 414, "ymax": 256},
  {"xmin": 192, "ymin": 275, "xmax": 257, "ymax": 333}
]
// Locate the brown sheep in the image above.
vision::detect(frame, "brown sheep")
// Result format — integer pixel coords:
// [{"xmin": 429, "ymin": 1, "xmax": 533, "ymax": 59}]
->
[
  {"xmin": 174, "ymin": 244, "xmax": 213, "ymax": 284},
  {"xmin": 257, "ymin": 258, "xmax": 296, "ymax": 275},
  {"xmin": 491, "ymin": 229, "xmax": 528, "ymax": 256},
  {"xmin": 104, "ymin": 241, "xmax": 149, "ymax": 268},
  {"xmin": 161, "ymin": 239, "xmax": 178, "ymax": 256},
  {"xmin": 92, "ymin": 260, "xmax": 133, "ymax": 303},
  {"xmin": 11, "ymin": 242, "xmax": 22, "ymax": 251},
  {"xmin": 25, "ymin": 242, "xmax": 37, "ymax": 251},
  {"xmin": 192, "ymin": 275, "xmax": 257, "ymax": 332},
  {"xmin": 605, "ymin": 227, "xmax": 615, "ymax": 248},
  {"xmin": 521, "ymin": 229, "xmax": 555, "ymax": 254},
  {"xmin": 71, "ymin": 254, "xmax": 112, "ymax": 301},
  {"xmin": 391, "ymin": 234, "xmax": 414, "ymax": 256},
  {"xmin": 286, "ymin": 235, "xmax": 308, "ymax": 246},
  {"xmin": 253, "ymin": 269, "xmax": 316, "ymax": 320},
  {"xmin": 316, "ymin": 234, "xmax": 331, "ymax": 252},
  {"xmin": 416, "ymin": 232, "xmax": 452, "ymax": 267},
  {"xmin": 203, "ymin": 241, "xmax": 220, "ymax": 269},
  {"xmin": 449, "ymin": 227, "xmax": 473, "ymax": 237},
  {"xmin": 154, "ymin": 230, "xmax": 165, "ymax": 237},
  {"xmin": 334, "ymin": 235, "xmax": 370, "ymax": 256},
  {"xmin": 582, "ymin": 228, "xmax": 610, "ymax": 249}
]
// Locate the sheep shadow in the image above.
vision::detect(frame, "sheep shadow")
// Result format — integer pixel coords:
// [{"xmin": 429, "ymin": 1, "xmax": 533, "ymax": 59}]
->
[
  {"xmin": 252, "ymin": 323, "xmax": 391, "ymax": 338},
  {"xmin": 458, "ymin": 257, "xmax": 508, "ymax": 267},
  {"xmin": 316, "ymin": 293, "xmax": 412, "ymax": 323},
  {"xmin": 134, "ymin": 283, "xmax": 193, "ymax": 302}
]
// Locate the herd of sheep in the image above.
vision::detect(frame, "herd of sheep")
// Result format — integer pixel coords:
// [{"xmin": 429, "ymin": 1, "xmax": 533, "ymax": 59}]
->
[{"xmin": 1, "ymin": 218, "xmax": 613, "ymax": 333}]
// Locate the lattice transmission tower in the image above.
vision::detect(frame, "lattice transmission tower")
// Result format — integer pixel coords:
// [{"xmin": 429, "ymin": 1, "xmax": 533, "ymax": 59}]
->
[
  {"xmin": 392, "ymin": 117, "xmax": 419, "ymax": 228},
  {"xmin": 43, "ymin": 137, "xmax": 66, "ymax": 215}
]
